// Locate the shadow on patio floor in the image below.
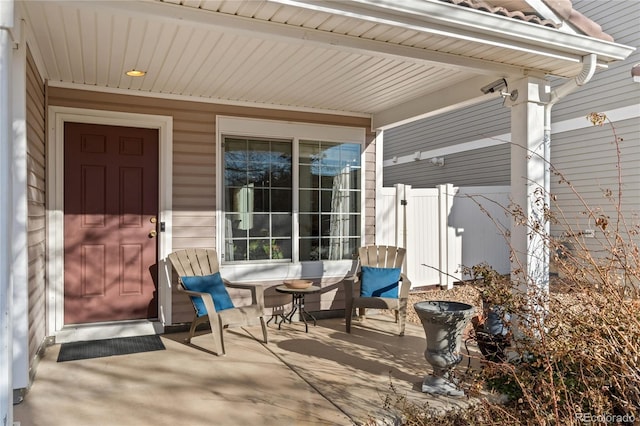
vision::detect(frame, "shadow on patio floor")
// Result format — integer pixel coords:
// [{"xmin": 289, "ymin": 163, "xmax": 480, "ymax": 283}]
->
[{"xmin": 14, "ymin": 315, "xmax": 482, "ymax": 426}]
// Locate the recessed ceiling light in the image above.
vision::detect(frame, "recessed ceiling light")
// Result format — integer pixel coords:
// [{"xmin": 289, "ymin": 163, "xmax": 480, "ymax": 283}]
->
[{"xmin": 126, "ymin": 69, "xmax": 146, "ymax": 77}]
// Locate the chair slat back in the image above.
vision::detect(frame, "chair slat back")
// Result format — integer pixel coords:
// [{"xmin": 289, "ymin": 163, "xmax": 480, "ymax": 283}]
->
[
  {"xmin": 358, "ymin": 245, "xmax": 405, "ymax": 269},
  {"xmin": 168, "ymin": 248, "xmax": 220, "ymax": 278}
]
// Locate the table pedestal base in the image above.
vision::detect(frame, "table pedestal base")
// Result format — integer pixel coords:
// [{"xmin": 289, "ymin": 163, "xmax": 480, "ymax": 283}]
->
[{"xmin": 279, "ymin": 293, "xmax": 317, "ymax": 333}]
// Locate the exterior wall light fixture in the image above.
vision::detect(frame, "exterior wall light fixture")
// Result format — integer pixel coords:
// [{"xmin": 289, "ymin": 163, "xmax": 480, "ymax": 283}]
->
[
  {"xmin": 430, "ymin": 157, "xmax": 445, "ymax": 167},
  {"xmin": 632, "ymin": 64, "xmax": 640, "ymax": 83}
]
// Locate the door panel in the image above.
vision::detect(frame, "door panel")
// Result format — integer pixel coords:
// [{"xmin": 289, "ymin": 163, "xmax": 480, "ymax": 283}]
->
[{"xmin": 64, "ymin": 122, "xmax": 159, "ymax": 324}]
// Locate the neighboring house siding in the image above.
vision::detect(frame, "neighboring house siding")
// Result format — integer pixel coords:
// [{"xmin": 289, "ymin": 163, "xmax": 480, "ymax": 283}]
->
[
  {"xmin": 26, "ymin": 49, "xmax": 47, "ymax": 369},
  {"xmin": 549, "ymin": 0, "xmax": 640, "ymax": 245},
  {"xmin": 383, "ymin": 98, "xmax": 510, "ymax": 187},
  {"xmin": 384, "ymin": 1, "xmax": 638, "ymax": 190},
  {"xmin": 47, "ymin": 87, "xmax": 372, "ymax": 323},
  {"xmin": 382, "ymin": 0, "xmax": 639, "ymax": 269},
  {"xmin": 385, "ymin": 143, "xmax": 510, "ymax": 187},
  {"xmin": 550, "ymin": 118, "xmax": 640, "ymax": 241},
  {"xmin": 552, "ymin": 1, "xmax": 639, "ymax": 120}
]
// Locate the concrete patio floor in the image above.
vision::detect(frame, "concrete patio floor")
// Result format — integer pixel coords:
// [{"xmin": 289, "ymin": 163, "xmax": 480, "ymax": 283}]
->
[{"xmin": 13, "ymin": 315, "xmax": 481, "ymax": 426}]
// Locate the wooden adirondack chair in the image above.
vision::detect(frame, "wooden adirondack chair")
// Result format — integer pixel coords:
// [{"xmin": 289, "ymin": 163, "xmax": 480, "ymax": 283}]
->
[
  {"xmin": 344, "ymin": 245, "xmax": 411, "ymax": 336},
  {"xmin": 168, "ymin": 248, "xmax": 268, "ymax": 355}
]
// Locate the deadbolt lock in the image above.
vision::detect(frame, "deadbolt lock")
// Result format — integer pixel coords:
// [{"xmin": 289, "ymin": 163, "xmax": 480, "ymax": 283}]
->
[{"xmin": 150, "ymin": 217, "xmax": 158, "ymax": 223}]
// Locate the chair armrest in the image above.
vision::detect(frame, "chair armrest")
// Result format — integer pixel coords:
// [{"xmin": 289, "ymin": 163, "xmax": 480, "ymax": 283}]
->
[
  {"xmin": 176, "ymin": 281, "xmax": 208, "ymax": 298},
  {"xmin": 399, "ymin": 273, "xmax": 411, "ymax": 299},
  {"xmin": 343, "ymin": 274, "xmax": 360, "ymax": 299},
  {"xmin": 223, "ymin": 280, "xmax": 265, "ymax": 310},
  {"xmin": 176, "ymin": 285, "xmax": 219, "ymax": 314},
  {"xmin": 178, "ymin": 287, "xmax": 208, "ymax": 298}
]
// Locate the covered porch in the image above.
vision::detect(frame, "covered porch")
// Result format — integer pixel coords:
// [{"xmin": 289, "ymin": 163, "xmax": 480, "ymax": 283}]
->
[
  {"xmin": 1, "ymin": 1, "xmax": 634, "ymax": 423},
  {"xmin": 14, "ymin": 316, "xmax": 481, "ymax": 426}
]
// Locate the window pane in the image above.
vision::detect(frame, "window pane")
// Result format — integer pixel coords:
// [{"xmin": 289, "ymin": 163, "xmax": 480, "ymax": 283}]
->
[
  {"xmin": 271, "ymin": 163, "xmax": 292, "ymax": 187},
  {"xmin": 272, "ymin": 214, "xmax": 292, "ymax": 237},
  {"xmin": 225, "ymin": 213, "xmax": 248, "ymax": 237},
  {"xmin": 349, "ymin": 167, "xmax": 361, "ymax": 190},
  {"xmin": 248, "ymin": 239, "xmax": 270, "ymax": 260},
  {"xmin": 248, "ymin": 213, "xmax": 270, "ymax": 237},
  {"xmin": 224, "ymin": 139, "xmax": 248, "ymax": 187},
  {"xmin": 271, "ymin": 141, "xmax": 292, "ymax": 187},
  {"xmin": 300, "ymin": 238, "xmax": 320, "ymax": 261},
  {"xmin": 299, "ymin": 214, "xmax": 317, "ymax": 237},
  {"xmin": 299, "ymin": 190, "xmax": 319, "ymax": 213},
  {"xmin": 299, "ymin": 165, "xmax": 318, "ymax": 188},
  {"xmin": 253, "ymin": 187, "xmax": 270, "ymax": 212},
  {"xmin": 226, "ymin": 240, "xmax": 247, "ymax": 261},
  {"xmin": 320, "ymin": 190, "xmax": 334, "ymax": 212},
  {"xmin": 326, "ymin": 237, "xmax": 359, "ymax": 260},
  {"xmin": 271, "ymin": 189, "xmax": 292, "ymax": 212},
  {"xmin": 320, "ymin": 214, "xmax": 332, "ymax": 236},
  {"xmin": 299, "ymin": 141, "xmax": 321, "ymax": 164},
  {"xmin": 272, "ymin": 238, "xmax": 291, "ymax": 259}
]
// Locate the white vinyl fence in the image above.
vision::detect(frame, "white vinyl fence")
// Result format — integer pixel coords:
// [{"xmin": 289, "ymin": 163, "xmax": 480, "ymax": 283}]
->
[{"xmin": 376, "ymin": 184, "xmax": 511, "ymax": 289}]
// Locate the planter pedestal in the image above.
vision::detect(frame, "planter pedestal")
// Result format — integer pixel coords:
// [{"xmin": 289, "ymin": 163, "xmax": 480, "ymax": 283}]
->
[{"xmin": 414, "ymin": 301, "xmax": 475, "ymax": 396}]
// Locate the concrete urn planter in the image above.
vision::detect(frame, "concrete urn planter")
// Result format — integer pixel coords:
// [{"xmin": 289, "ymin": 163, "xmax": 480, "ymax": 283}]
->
[{"xmin": 414, "ymin": 300, "xmax": 475, "ymax": 396}]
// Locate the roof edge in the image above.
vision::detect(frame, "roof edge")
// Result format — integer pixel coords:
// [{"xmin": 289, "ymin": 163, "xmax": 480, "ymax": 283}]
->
[{"xmin": 542, "ymin": 0, "xmax": 614, "ymax": 42}]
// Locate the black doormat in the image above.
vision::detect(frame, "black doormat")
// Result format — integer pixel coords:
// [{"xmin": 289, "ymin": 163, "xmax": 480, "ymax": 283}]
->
[{"xmin": 57, "ymin": 335, "xmax": 165, "ymax": 362}]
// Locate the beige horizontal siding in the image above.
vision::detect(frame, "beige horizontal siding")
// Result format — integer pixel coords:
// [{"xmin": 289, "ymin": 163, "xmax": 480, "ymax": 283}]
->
[
  {"xmin": 26, "ymin": 48, "xmax": 47, "ymax": 373},
  {"xmin": 48, "ymin": 86, "xmax": 372, "ymax": 324}
]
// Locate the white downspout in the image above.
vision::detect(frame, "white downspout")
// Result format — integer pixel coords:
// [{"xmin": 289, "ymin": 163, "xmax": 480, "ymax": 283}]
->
[
  {"xmin": 542, "ymin": 54, "xmax": 597, "ymax": 275},
  {"xmin": 543, "ymin": 54, "xmax": 597, "ymax": 208}
]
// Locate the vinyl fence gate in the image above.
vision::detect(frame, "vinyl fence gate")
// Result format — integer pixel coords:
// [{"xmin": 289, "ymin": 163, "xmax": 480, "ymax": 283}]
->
[{"xmin": 376, "ymin": 184, "xmax": 511, "ymax": 289}]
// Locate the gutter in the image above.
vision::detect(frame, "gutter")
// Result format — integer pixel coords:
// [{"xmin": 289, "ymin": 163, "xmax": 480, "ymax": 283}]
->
[{"xmin": 270, "ymin": 0, "xmax": 634, "ymax": 65}]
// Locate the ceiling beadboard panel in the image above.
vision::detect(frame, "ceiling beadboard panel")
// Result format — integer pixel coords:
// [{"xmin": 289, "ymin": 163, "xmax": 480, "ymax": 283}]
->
[{"xmin": 21, "ymin": 0, "xmax": 628, "ymax": 119}]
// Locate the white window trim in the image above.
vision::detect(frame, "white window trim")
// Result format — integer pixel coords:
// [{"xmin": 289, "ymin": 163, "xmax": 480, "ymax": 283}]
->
[
  {"xmin": 47, "ymin": 106, "xmax": 173, "ymax": 342},
  {"xmin": 216, "ymin": 116, "xmax": 365, "ymax": 282}
]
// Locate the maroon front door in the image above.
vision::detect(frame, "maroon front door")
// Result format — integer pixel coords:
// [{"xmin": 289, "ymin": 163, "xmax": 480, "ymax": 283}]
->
[{"xmin": 63, "ymin": 122, "xmax": 159, "ymax": 324}]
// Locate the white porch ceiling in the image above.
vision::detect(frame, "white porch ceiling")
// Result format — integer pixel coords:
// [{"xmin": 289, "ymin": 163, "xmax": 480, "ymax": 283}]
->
[{"xmin": 20, "ymin": 0, "xmax": 634, "ymax": 128}]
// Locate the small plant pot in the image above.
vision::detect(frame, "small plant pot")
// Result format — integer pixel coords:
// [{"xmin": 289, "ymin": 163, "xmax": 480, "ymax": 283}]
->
[
  {"xmin": 475, "ymin": 304, "xmax": 511, "ymax": 362},
  {"xmin": 484, "ymin": 304, "xmax": 511, "ymax": 337},
  {"xmin": 475, "ymin": 328, "xmax": 510, "ymax": 362}
]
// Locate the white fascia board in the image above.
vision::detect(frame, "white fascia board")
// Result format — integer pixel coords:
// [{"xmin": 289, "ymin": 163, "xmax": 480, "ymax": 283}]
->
[
  {"xmin": 373, "ymin": 75, "xmax": 503, "ymax": 130},
  {"xmin": 273, "ymin": 0, "xmax": 634, "ymax": 64}
]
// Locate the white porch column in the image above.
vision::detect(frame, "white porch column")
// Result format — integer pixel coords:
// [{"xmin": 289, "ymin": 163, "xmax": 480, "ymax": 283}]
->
[
  {"xmin": 508, "ymin": 76, "xmax": 550, "ymax": 307},
  {"xmin": 1, "ymin": 0, "xmax": 15, "ymax": 423},
  {"xmin": 12, "ymin": 12, "xmax": 29, "ymax": 399}
]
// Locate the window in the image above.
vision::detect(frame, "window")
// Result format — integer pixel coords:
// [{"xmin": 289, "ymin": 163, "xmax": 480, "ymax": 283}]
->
[
  {"xmin": 224, "ymin": 137, "xmax": 293, "ymax": 261},
  {"xmin": 299, "ymin": 140, "xmax": 361, "ymax": 261},
  {"xmin": 220, "ymin": 120, "xmax": 362, "ymax": 264}
]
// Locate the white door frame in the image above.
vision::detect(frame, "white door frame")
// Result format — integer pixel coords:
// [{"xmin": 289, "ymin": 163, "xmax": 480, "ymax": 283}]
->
[{"xmin": 47, "ymin": 106, "xmax": 173, "ymax": 342}]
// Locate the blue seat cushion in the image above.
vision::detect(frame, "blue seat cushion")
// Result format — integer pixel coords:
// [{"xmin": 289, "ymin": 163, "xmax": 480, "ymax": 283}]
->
[
  {"xmin": 180, "ymin": 273, "xmax": 235, "ymax": 316},
  {"xmin": 360, "ymin": 266, "xmax": 401, "ymax": 298}
]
